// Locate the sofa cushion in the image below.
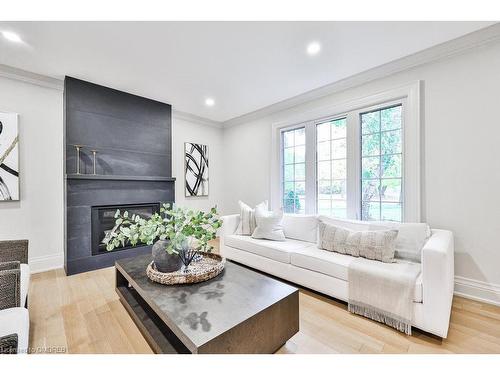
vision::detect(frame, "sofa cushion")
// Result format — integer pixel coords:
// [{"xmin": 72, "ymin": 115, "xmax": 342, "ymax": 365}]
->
[
  {"xmin": 318, "ymin": 216, "xmax": 371, "ymax": 231},
  {"xmin": 225, "ymin": 235, "xmax": 314, "ymax": 264},
  {"xmin": 291, "ymin": 247, "xmax": 355, "ymax": 280},
  {"xmin": 282, "ymin": 214, "xmax": 318, "ymax": 243},
  {"xmin": 291, "ymin": 247, "xmax": 423, "ymax": 302},
  {"xmin": 368, "ymin": 221, "xmax": 431, "ymax": 263}
]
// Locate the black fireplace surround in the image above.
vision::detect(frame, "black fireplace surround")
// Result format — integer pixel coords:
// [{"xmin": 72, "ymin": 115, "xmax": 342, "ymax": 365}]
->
[{"xmin": 64, "ymin": 77, "xmax": 175, "ymax": 275}]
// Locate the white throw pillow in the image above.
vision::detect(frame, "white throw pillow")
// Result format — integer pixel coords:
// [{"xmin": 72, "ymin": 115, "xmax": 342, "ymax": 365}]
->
[
  {"xmin": 282, "ymin": 214, "xmax": 318, "ymax": 243},
  {"xmin": 368, "ymin": 221, "xmax": 431, "ymax": 262},
  {"xmin": 236, "ymin": 200, "xmax": 268, "ymax": 235},
  {"xmin": 252, "ymin": 207, "xmax": 286, "ymax": 241}
]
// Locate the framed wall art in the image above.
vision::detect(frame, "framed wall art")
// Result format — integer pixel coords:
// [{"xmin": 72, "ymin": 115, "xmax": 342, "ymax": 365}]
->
[
  {"xmin": 0, "ymin": 112, "xmax": 19, "ymax": 201},
  {"xmin": 185, "ymin": 142, "xmax": 208, "ymax": 197}
]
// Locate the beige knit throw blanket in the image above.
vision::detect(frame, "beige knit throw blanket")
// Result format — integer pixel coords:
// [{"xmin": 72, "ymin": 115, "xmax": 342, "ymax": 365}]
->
[{"xmin": 348, "ymin": 258, "xmax": 421, "ymax": 335}]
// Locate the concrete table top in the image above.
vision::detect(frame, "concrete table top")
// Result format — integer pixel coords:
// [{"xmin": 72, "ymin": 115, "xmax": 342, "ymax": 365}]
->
[{"xmin": 115, "ymin": 254, "xmax": 299, "ymax": 353}]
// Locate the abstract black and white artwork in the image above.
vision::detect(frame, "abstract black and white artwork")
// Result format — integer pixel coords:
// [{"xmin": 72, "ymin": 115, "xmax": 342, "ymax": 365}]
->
[
  {"xmin": 185, "ymin": 142, "xmax": 209, "ymax": 197},
  {"xmin": 0, "ymin": 112, "xmax": 19, "ymax": 201}
]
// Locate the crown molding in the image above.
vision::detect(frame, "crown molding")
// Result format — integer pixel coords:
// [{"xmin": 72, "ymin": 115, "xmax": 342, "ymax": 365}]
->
[
  {"xmin": 222, "ymin": 22, "xmax": 500, "ymax": 128},
  {"xmin": 172, "ymin": 110, "xmax": 223, "ymax": 129},
  {"xmin": 0, "ymin": 63, "xmax": 223, "ymax": 128},
  {"xmin": 0, "ymin": 63, "xmax": 64, "ymax": 90},
  {"xmin": 3, "ymin": 22, "xmax": 500, "ymax": 129}
]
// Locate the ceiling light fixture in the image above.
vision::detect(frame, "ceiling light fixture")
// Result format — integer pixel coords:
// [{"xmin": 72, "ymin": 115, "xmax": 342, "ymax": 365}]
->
[
  {"xmin": 1, "ymin": 31, "xmax": 23, "ymax": 43},
  {"xmin": 306, "ymin": 41, "xmax": 321, "ymax": 56},
  {"xmin": 205, "ymin": 98, "xmax": 215, "ymax": 107}
]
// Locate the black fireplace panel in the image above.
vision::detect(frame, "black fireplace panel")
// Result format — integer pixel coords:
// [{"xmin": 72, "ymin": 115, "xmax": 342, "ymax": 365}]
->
[
  {"xmin": 64, "ymin": 77, "xmax": 175, "ymax": 275},
  {"xmin": 91, "ymin": 203, "xmax": 161, "ymax": 256}
]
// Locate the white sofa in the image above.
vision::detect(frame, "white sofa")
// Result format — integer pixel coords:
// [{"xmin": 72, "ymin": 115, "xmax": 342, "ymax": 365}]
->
[
  {"xmin": 0, "ymin": 307, "xmax": 30, "ymax": 354},
  {"xmin": 219, "ymin": 214, "xmax": 454, "ymax": 338}
]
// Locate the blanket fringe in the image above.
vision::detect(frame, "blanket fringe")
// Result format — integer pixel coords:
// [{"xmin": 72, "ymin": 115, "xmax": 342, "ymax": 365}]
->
[{"xmin": 348, "ymin": 302, "xmax": 412, "ymax": 335}]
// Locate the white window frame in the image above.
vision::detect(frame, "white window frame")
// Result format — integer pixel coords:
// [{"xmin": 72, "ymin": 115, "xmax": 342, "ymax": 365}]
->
[
  {"xmin": 280, "ymin": 125, "xmax": 308, "ymax": 214},
  {"xmin": 270, "ymin": 81, "xmax": 421, "ymax": 222}
]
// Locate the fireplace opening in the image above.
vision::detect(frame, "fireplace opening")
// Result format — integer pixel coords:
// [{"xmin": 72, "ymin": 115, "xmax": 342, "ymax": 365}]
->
[{"xmin": 91, "ymin": 203, "xmax": 161, "ymax": 255}]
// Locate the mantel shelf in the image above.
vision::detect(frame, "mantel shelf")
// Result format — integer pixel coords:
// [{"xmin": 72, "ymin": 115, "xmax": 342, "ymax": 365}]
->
[{"xmin": 66, "ymin": 174, "xmax": 176, "ymax": 182}]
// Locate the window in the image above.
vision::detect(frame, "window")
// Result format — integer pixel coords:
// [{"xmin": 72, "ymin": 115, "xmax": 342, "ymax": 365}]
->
[
  {"xmin": 280, "ymin": 103, "xmax": 405, "ymax": 222},
  {"xmin": 282, "ymin": 127, "xmax": 306, "ymax": 213},
  {"xmin": 275, "ymin": 83, "xmax": 420, "ymax": 223},
  {"xmin": 316, "ymin": 118, "xmax": 347, "ymax": 218},
  {"xmin": 361, "ymin": 105, "xmax": 403, "ymax": 221}
]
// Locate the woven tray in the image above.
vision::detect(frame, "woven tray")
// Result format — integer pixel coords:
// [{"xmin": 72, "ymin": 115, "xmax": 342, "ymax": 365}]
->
[{"xmin": 146, "ymin": 253, "xmax": 226, "ymax": 285}]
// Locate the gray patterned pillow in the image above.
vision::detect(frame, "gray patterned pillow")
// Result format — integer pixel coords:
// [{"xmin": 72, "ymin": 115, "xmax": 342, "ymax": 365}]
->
[{"xmin": 317, "ymin": 222, "xmax": 398, "ymax": 263}]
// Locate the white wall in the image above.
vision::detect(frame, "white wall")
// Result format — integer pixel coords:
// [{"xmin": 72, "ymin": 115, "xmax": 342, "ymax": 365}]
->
[
  {"xmin": 172, "ymin": 117, "xmax": 224, "ymax": 212},
  {"xmin": 0, "ymin": 76, "xmax": 64, "ymax": 272},
  {"xmin": 222, "ymin": 41, "xmax": 500, "ymax": 303}
]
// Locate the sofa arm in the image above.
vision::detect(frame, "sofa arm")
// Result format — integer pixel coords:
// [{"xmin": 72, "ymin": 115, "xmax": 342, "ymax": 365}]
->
[
  {"xmin": 421, "ymin": 229, "xmax": 454, "ymax": 337},
  {"xmin": 218, "ymin": 214, "xmax": 240, "ymax": 252},
  {"xmin": 0, "ymin": 240, "xmax": 28, "ymax": 264},
  {"xmin": 0, "ymin": 307, "xmax": 29, "ymax": 354},
  {"xmin": 219, "ymin": 214, "xmax": 240, "ymax": 238}
]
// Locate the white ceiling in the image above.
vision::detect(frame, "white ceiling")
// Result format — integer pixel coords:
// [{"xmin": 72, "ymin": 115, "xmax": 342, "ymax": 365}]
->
[{"xmin": 0, "ymin": 21, "xmax": 495, "ymax": 122}]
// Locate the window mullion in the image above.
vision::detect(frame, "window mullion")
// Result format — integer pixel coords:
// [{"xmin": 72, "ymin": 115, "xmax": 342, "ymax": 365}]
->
[
  {"xmin": 346, "ymin": 112, "xmax": 360, "ymax": 220},
  {"xmin": 304, "ymin": 121, "xmax": 316, "ymax": 215},
  {"xmin": 379, "ymin": 109, "xmax": 382, "ymax": 221}
]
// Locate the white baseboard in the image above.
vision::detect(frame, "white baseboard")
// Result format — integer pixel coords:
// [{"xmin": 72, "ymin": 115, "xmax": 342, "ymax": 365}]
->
[
  {"xmin": 454, "ymin": 276, "xmax": 500, "ymax": 307},
  {"xmin": 29, "ymin": 253, "xmax": 64, "ymax": 274}
]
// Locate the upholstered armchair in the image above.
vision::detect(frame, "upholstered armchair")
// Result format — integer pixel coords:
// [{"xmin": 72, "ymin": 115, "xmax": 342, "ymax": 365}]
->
[{"xmin": 0, "ymin": 240, "xmax": 30, "ymax": 354}]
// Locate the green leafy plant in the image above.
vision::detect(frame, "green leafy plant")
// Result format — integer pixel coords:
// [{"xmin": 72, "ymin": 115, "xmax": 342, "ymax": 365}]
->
[
  {"xmin": 283, "ymin": 190, "xmax": 301, "ymax": 213},
  {"xmin": 103, "ymin": 204, "xmax": 222, "ymax": 254}
]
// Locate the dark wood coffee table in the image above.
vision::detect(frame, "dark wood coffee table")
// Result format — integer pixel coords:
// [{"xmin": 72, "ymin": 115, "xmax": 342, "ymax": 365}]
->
[{"xmin": 115, "ymin": 254, "xmax": 299, "ymax": 354}]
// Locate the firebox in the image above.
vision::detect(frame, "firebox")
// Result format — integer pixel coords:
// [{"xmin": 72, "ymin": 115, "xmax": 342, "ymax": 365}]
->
[{"xmin": 91, "ymin": 203, "xmax": 161, "ymax": 255}]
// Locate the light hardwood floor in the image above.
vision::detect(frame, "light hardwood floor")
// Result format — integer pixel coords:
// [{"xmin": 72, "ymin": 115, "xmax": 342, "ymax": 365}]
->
[{"xmin": 28, "ymin": 264, "xmax": 500, "ymax": 354}]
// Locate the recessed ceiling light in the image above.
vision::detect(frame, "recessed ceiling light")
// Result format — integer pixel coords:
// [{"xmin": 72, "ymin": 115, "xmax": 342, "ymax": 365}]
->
[
  {"xmin": 306, "ymin": 41, "xmax": 321, "ymax": 56},
  {"xmin": 205, "ymin": 98, "xmax": 215, "ymax": 107},
  {"xmin": 1, "ymin": 31, "xmax": 23, "ymax": 44}
]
